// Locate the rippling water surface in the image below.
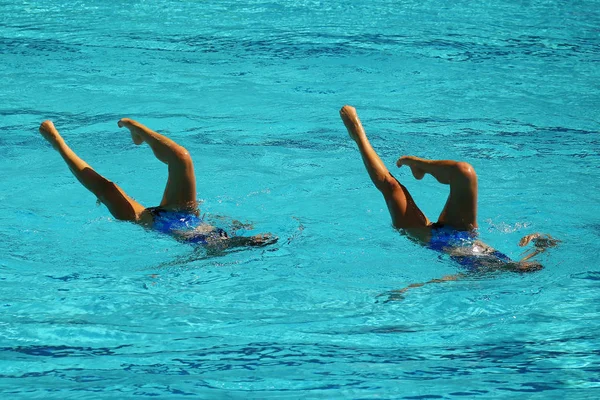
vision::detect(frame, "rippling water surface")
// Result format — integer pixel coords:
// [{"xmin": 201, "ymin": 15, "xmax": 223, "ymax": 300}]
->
[{"xmin": 1, "ymin": 0, "xmax": 599, "ymax": 398}]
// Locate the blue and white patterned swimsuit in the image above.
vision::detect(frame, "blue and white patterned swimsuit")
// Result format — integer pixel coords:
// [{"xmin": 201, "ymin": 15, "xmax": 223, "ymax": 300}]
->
[
  {"xmin": 147, "ymin": 207, "xmax": 228, "ymax": 244},
  {"xmin": 428, "ymin": 225, "xmax": 511, "ymax": 270}
]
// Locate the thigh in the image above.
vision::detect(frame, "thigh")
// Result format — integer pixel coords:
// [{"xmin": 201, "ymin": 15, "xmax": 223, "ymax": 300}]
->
[
  {"xmin": 437, "ymin": 175, "xmax": 478, "ymax": 231},
  {"xmin": 383, "ymin": 178, "xmax": 430, "ymax": 231},
  {"xmin": 160, "ymin": 160, "xmax": 197, "ymax": 210},
  {"xmin": 86, "ymin": 170, "xmax": 146, "ymax": 222}
]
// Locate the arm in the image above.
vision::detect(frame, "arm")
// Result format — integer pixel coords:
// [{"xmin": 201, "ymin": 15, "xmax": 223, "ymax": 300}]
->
[
  {"xmin": 518, "ymin": 233, "xmax": 561, "ymax": 261},
  {"xmin": 381, "ymin": 273, "xmax": 466, "ymax": 302},
  {"xmin": 494, "ymin": 233, "xmax": 561, "ymax": 272}
]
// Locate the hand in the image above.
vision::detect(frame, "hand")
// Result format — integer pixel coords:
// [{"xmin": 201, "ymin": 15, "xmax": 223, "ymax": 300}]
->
[{"xmin": 519, "ymin": 233, "xmax": 560, "ymax": 249}]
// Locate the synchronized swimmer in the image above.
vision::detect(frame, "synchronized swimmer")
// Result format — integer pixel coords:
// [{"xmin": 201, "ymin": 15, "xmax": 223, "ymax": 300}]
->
[
  {"xmin": 38, "ymin": 119, "xmax": 277, "ymax": 253},
  {"xmin": 339, "ymin": 105, "xmax": 559, "ymax": 295}
]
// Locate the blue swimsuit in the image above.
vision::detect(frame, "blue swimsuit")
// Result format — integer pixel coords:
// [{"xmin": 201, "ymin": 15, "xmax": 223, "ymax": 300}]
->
[
  {"xmin": 147, "ymin": 207, "xmax": 228, "ymax": 244},
  {"xmin": 428, "ymin": 225, "xmax": 511, "ymax": 271},
  {"xmin": 427, "ymin": 226, "xmax": 475, "ymax": 252}
]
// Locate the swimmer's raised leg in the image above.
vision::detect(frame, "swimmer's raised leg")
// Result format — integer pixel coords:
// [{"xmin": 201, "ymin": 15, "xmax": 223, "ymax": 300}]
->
[
  {"xmin": 117, "ymin": 118, "xmax": 197, "ymax": 210},
  {"xmin": 397, "ymin": 156, "xmax": 478, "ymax": 231},
  {"xmin": 340, "ymin": 105, "xmax": 429, "ymax": 236},
  {"xmin": 38, "ymin": 121, "xmax": 147, "ymax": 222}
]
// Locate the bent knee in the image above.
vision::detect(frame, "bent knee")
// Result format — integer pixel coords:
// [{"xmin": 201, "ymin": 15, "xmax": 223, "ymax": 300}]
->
[
  {"xmin": 379, "ymin": 173, "xmax": 404, "ymax": 196},
  {"xmin": 454, "ymin": 162, "xmax": 477, "ymax": 183},
  {"xmin": 172, "ymin": 146, "xmax": 193, "ymax": 167}
]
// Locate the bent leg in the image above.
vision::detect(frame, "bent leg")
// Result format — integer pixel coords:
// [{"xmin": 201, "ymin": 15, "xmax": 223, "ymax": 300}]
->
[
  {"xmin": 118, "ymin": 118, "xmax": 197, "ymax": 210},
  {"xmin": 39, "ymin": 121, "xmax": 147, "ymax": 222},
  {"xmin": 397, "ymin": 156, "xmax": 478, "ymax": 230},
  {"xmin": 340, "ymin": 106, "xmax": 430, "ymax": 234}
]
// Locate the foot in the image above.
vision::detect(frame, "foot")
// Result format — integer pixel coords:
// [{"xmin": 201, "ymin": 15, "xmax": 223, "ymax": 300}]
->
[
  {"xmin": 118, "ymin": 118, "xmax": 144, "ymax": 145},
  {"xmin": 396, "ymin": 155, "xmax": 426, "ymax": 180},
  {"xmin": 339, "ymin": 105, "xmax": 366, "ymax": 142},
  {"xmin": 39, "ymin": 120, "xmax": 65, "ymax": 150}
]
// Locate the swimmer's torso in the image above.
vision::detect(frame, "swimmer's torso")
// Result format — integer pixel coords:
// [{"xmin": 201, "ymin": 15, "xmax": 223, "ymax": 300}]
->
[
  {"xmin": 144, "ymin": 207, "xmax": 227, "ymax": 244},
  {"xmin": 427, "ymin": 225, "xmax": 511, "ymax": 270}
]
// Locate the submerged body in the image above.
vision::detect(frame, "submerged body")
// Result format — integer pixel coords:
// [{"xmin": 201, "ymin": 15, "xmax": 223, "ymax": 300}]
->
[
  {"xmin": 428, "ymin": 225, "xmax": 509, "ymax": 269},
  {"xmin": 426, "ymin": 225, "xmax": 543, "ymax": 273},
  {"xmin": 146, "ymin": 207, "xmax": 228, "ymax": 244}
]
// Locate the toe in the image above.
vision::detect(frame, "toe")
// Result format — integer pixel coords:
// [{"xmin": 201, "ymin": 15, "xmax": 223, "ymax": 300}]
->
[
  {"xmin": 118, "ymin": 118, "xmax": 131, "ymax": 128},
  {"xmin": 39, "ymin": 120, "xmax": 55, "ymax": 132}
]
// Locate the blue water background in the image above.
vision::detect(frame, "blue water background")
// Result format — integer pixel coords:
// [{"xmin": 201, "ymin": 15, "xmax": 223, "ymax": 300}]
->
[{"xmin": 1, "ymin": 0, "xmax": 600, "ymax": 398}]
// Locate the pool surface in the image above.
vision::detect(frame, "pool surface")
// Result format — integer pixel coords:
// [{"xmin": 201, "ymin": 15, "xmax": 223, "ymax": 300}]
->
[{"xmin": 1, "ymin": 1, "xmax": 600, "ymax": 398}]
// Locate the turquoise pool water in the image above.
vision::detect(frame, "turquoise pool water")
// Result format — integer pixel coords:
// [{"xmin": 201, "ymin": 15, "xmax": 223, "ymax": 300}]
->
[{"xmin": 1, "ymin": 0, "xmax": 599, "ymax": 398}]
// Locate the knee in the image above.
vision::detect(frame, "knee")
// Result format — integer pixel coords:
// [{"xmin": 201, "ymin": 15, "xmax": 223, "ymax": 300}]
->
[
  {"xmin": 172, "ymin": 146, "xmax": 193, "ymax": 166},
  {"xmin": 455, "ymin": 162, "xmax": 477, "ymax": 183},
  {"xmin": 379, "ymin": 173, "xmax": 403, "ymax": 195}
]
